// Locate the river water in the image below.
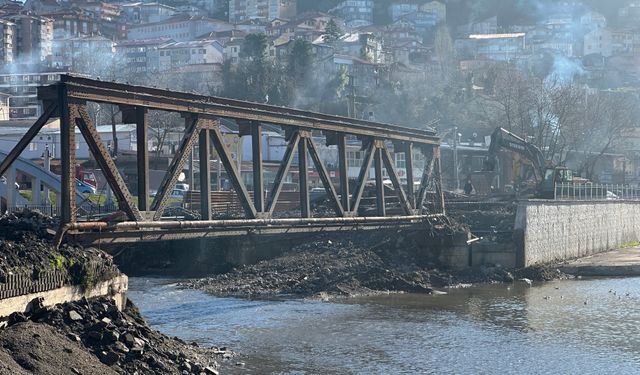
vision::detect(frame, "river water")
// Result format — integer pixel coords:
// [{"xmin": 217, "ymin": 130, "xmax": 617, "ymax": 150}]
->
[{"xmin": 128, "ymin": 277, "xmax": 640, "ymax": 374}]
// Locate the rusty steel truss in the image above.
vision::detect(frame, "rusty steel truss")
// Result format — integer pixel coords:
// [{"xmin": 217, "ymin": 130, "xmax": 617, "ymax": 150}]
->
[{"xmin": 0, "ymin": 75, "xmax": 445, "ymax": 245}]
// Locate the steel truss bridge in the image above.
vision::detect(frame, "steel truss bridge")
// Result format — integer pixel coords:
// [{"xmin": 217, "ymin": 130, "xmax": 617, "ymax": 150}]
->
[{"xmin": 0, "ymin": 75, "xmax": 445, "ymax": 246}]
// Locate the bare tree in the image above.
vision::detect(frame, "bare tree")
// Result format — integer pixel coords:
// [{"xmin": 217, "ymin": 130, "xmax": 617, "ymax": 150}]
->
[{"xmin": 576, "ymin": 92, "xmax": 638, "ymax": 180}]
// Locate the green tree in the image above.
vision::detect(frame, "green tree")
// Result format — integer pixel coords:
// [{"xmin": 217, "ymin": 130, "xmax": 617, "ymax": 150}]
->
[
  {"xmin": 323, "ymin": 19, "xmax": 342, "ymax": 43},
  {"xmin": 288, "ymin": 39, "xmax": 312, "ymax": 85},
  {"xmin": 240, "ymin": 33, "xmax": 268, "ymax": 62}
]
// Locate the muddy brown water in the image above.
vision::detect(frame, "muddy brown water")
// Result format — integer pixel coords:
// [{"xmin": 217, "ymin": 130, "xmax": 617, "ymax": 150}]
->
[{"xmin": 128, "ymin": 277, "xmax": 640, "ymax": 374}]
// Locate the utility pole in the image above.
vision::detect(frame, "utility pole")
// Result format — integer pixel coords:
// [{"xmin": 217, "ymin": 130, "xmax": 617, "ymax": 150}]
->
[
  {"xmin": 347, "ymin": 74, "xmax": 356, "ymax": 118},
  {"xmin": 42, "ymin": 144, "xmax": 51, "ymax": 205},
  {"xmin": 106, "ymin": 142, "xmax": 113, "ymax": 205},
  {"xmin": 453, "ymin": 126, "xmax": 460, "ymax": 191}
]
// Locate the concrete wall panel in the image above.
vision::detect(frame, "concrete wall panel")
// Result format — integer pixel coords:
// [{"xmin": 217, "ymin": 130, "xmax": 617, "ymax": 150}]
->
[{"xmin": 516, "ymin": 201, "xmax": 640, "ymax": 266}]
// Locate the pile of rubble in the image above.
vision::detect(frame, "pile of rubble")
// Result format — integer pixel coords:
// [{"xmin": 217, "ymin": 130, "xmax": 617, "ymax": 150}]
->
[
  {"xmin": 181, "ymin": 225, "xmax": 494, "ymax": 299},
  {"xmin": 3, "ymin": 297, "xmax": 226, "ymax": 375},
  {"xmin": 0, "ymin": 209, "xmax": 229, "ymax": 375},
  {"xmin": 0, "ymin": 209, "xmax": 57, "ymax": 242}
]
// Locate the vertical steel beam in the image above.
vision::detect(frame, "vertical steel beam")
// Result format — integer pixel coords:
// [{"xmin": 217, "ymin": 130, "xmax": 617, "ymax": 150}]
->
[
  {"xmin": 307, "ymin": 137, "xmax": 343, "ymax": 216},
  {"xmin": 267, "ymin": 132, "xmax": 300, "ymax": 215},
  {"xmin": 405, "ymin": 142, "xmax": 415, "ymax": 209},
  {"xmin": 381, "ymin": 147, "xmax": 412, "ymax": 215},
  {"xmin": 251, "ymin": 122, "xmax": 264, "ymax": 213},
  {"xmin": 59, "ymin": 86, "xmax": 75, "ymax": 224},
  {"xmin": 209, "ymin": 123, "xmax": 257, "ymax": 218},
  {"xmin": 299, "ymin": 135, "xmax": 310, "ymax": 218},
  {"xmin": 350, "ymin": 140, "xmax": 375, "ymax": 213},
  {"xmin": 75, "ymin": 105, "xmax": 142, "ymax": 221},
  {"xmin": 374, "ymin": 146, "xmax": 385, "ymax": 216},
  {"xmin": 135, "ymin": 107, "xmax": 149, "ymax": 211},
  {"xmin": 0, "ymin": 103, "xmax": 55, "ymax": 177},
  {"xmin": 199, "ymin": 128, "xmax": 212, "ymax": 220},
  {"xmin": 337, "ymin": 134, "xmax": 350, "ymax": 213}
]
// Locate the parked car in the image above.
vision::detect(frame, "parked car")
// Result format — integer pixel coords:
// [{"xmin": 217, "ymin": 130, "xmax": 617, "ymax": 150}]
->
[
  {"xmin": 76, "ymin": 179, "xmax": 97, "ymax": 195},
  {"xmin": 175, "ymin": 183, "xmax": 189, "ymax": 192},
  {"xmin": 170, "ymin": 189, "xmax": 186, "ymax": 199}
]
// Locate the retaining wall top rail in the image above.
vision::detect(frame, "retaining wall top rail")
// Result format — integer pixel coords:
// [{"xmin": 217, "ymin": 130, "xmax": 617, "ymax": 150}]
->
[{"xmin": 554, "ymin": 182, "xmax": 640, "ymax": 201}]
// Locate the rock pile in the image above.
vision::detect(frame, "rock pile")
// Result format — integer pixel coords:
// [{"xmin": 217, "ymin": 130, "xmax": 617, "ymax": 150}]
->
[
  {"xmin": 182, "ymin": 229, "xmax": 465, "ymax": 299},
  {"xmin": 0, "ymin": 209, "xmax": 57, "ymax": 242},
  {"xmin": 5, "ymin": 297, "xmax": 226, "ymax": 375}
]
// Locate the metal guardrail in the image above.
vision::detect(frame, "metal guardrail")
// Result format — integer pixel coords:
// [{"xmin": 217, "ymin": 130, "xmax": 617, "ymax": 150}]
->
[{"xmin": 554, "ymin": 183, "xmax": 640, "ymax": 201}]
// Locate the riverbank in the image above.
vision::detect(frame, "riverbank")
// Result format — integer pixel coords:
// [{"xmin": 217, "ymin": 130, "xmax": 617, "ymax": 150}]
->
[
  {"xmin": 0, "ymin": 210, "xmax": 227, "ymax": 375},
  {"xmin": 180, "ymin": 227, "xmax": 569, "ymax": 300}
]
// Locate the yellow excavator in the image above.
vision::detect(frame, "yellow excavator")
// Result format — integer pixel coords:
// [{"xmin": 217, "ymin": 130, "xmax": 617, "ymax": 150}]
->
[{"xmin": 483, "ymin": 127, "xmax": 577, "ymax": 198}]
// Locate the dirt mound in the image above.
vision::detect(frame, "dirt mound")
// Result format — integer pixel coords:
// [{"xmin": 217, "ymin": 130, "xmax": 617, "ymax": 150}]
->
[
  {"xmin": 0, "ymin": 321, "xmax": 116, "ymax": 375},
  {"xmin": 3, "ymin": 297, "xmax": 226, "ymax": 375},
  {"xmin": 180, "ymin": 224, "xmax": 502, "ymax": 299}
]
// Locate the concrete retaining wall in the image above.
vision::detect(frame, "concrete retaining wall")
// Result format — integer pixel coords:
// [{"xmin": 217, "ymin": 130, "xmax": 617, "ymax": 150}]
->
[
  {"xmin": 515, "ymin": 200, "xmax": 640, "ymax": 266},
  {"xmin": 0, "ymin": 275, "xmax": 128, "ymax": 318}
]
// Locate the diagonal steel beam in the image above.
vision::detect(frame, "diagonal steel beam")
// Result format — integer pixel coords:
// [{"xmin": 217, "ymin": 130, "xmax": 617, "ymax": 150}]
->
[
  {"xmin": 416, "ymin": 147, "xmax": 436, "ymax": 211},
  {"xmin": 267, "ymin": 131, "xmax": 300, "ymax": 215},
  {"xmin": 74, "ymin": 105, "xmax": 142, "ymax": 221},
  {"xmin": 150, "ymin": 115, "xmax": 200, "ymax": 220},
  {"xmin": 350, "ymin": 140, "xmax": 375, "ymax": 213},
  {"xmin": 0, "ymin": 103, "xmax": 56, "ymax": 177},
  {"xmin": 209, "ymin": 123, "xmax": 257, "ymax": 219},
  {"xmin": 307, "ymin": 137, "xmax": 344, "ymax": 216},
  {"xmin": 381, "ymin": 147, "xmax": 413, "ymax": 215}
]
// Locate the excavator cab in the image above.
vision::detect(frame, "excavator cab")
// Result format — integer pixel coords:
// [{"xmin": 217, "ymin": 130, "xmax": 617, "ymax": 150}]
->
[{"xmin": 539, "ymin": 167, "xmax": 573, "ymax": 197}]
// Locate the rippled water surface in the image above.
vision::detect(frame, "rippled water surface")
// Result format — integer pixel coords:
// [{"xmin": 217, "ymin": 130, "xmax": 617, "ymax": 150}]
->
[{"xmin": 128, "ymin": 277, "xmax": 640, "ymax": 374}]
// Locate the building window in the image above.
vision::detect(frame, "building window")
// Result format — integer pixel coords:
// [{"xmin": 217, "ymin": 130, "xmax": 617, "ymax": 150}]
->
[{"xmin": 395, "ymin": 152, "xmax": 406, "ymax": 169}]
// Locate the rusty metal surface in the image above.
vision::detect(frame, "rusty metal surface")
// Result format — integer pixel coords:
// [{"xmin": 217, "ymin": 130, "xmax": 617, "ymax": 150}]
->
[
  {"xmin": 75, "ymin": 105, "xmax": 142, "ymax": 221},
  {"xmin": 267, "ymin": 132, "xmax": 300, "ymax": 215},
  {"xmin": 381, "ymin": 146, "xmax": 413, "ymax": 215},
  {"xmin": 59, "ymin": 87, "xmax": 76, "ymax": 224},
  {"xmin": 64, "ymin": 215, "xmax": 443, "ymax": 245},
  {"xmin": 150, "ymin": 115, "xmax": 200, "ymax": 220},
  {"xmin": 350, "ymin": 141, "xmax": 376, "ymax": 213},
  {"xmin": 0, "ymin": 76, "xmax": 449, "ymax": 245},
  {"xmin": 135, "ymin": 107, "xmax": 149, "ymax": 211},
  {"xmin": 38, "ymin": 76, "xmax": 440, "ymax": 145},
  {"xmin": 209, "ymin": 123, "xmax": 257, "ymax": 218},
  {"xmin": 307, "ymin": 137, "xmax": 344, "ymax": 216}
]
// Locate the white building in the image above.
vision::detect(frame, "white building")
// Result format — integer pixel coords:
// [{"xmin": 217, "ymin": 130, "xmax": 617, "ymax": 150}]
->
[
  {"xmin": 126, "ymin": 14, "xmax": 233, "ymax": 42},
  {"xmin": 583, "ymin": 28, "xmax": 612, "ymax": 57},
  {"xmin": 228, "ymin": 0, "xmax": 297, "ymax": 23},
  {"xmin": 158, "ymin": 39, "xmax": 224, "ymax": 71},
  {"xmin": 0, "ymin": 124, "xmax": 137, "ymax": 160},
  {"xmin": 333, "ymin": 0, "xmax": 374, "ymax": 28}
]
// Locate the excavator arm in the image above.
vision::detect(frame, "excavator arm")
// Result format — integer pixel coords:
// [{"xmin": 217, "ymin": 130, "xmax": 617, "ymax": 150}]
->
[{"xmin": 483, "ymin": 127, "xmax": 547, "ymax": 181}]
